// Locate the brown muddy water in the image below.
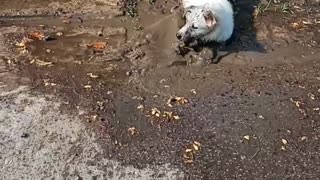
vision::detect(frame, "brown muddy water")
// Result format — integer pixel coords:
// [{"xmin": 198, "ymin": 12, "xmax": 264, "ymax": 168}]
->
[{"xmin": 0, "ymin": 0, "xmax": 320, "ymax": 179}]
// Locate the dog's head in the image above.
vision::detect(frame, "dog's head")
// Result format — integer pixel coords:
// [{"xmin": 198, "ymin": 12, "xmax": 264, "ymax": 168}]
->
[{"xmin": 176, "ymin": 4, "xmax": 217, "ymax": 44}]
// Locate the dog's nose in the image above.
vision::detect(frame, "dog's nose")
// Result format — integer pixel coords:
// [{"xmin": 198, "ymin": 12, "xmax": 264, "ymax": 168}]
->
[{"xmin": 176, "ymin": 33, "xmax": 182, "ymax": 40}]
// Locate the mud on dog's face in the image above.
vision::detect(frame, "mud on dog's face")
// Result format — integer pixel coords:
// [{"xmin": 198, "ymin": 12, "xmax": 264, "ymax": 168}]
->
[{"xmin": 176, "ymin": 4, "xmax": 217, "ymax": 44}]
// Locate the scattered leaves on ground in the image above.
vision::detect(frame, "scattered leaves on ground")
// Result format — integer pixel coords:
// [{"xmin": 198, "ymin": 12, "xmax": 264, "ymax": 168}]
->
[
  {"xmin": 183, "ymin": 141, "xmax": 202, "ymax": 164},
  {"xmin": 128, "ymin": 127, "xmax": 139, "ymax": 136},
  {"xmin": 15, "ymin": 37, "xmax": 33, "ymax": 48},
  {"xmin": 43, "ymin": 79, "xmax": 57, "ymax": 87},
  {"xmin": 290, "ymin": 98, "xmax": 307, "ymax": 117},
  {"xmin": 167, "ymin": 96, "xmax": 188, "ymax": 107},
  {"xmin": 192, "ymin": 141, "xmax": 201, "ymax": 151}
]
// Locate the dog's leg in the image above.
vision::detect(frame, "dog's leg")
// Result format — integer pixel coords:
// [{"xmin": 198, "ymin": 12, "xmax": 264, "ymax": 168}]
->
[{"xmin": 211, "ymin": 47, "xmax": 219, "ymax": 64}]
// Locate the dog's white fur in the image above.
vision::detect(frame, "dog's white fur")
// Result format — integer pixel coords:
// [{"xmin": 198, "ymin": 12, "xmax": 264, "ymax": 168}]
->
[{"xmin": 178, "ymin": 0, "xmax": 234, "ymax": 43}]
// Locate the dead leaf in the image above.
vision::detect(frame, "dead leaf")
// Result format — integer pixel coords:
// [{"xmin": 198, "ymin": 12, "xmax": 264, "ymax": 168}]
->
[
  {"xmin": 56, "ymin": 32, "xmax": 63, "ymax": 36},
  {"xmin": 84, "ymin": 85, "xmax": 92, "ymax": 89},
  {"xmin": 151, "ymin": 108, "xmax": 161, "ymax": 117},
  {"xmin": 86, "ymin": 42, "xmax": 107, "ymax": 50},
  {"xmin": 300, "ymin": 136, "xmax": 307, "ymax": 141},
  {"xmin": 128, "ymin": 127, "xmax": 139, "ymax": 135},
  {"xmin": 243, "ymin": 135, "xmax": 250, "ymax": 141},
  {"xmin": 106, "ymin": 91, "xmax": 113, "ymax": 95},
  {"xmin": 185, "ymin": 148, "xmax": 193, "ymax": 153},
  {"xmin": 302, "ymin": 20, "xmax": 312, "ymax": 25},
  {"xmin": 281, "ymin": 138, "xmax": 288, "ymax": 145},
  {"xmin": 137, "ymin": 104, "xmax": 144, "ymax": 110},
  {"xmin": 173, "ymin": 115, "xmax": 180, "ymax": 120},
  {"xmin": 62, "ymin": 19, "xmax": 71, "ymax": 24},
  {"xmin": 87, "ymin": 73, "xmax": 99, "ymax": 78},
  {"xmin": 28, "ymin": 31, "xmax": 46, "ymax": 40},
  {"xmin": 290, "ymin": 21, "xmax": 304, "ymax": 29},
  {"xmin": 159, "ymin": 79, "xmax": 166, "ymax": 83},
  {"xmin": 290, "ymin": 98, "xmax": 307, "ymax": 117},
  {"xmin": 44, "ymin": 79, "xmax": 57, "ymax": 86},
  {"xmin": 183, "ymin": 148, "xmax": 194, "ymax": 164},
  {"xmin": 308, "ymin": 93, "xmax": 315, "ymax": 100},
  {"xmin": 15, "ymin": 37, "xmax": 33, "ymax": 48},
  {"xmin": 30, "ymin": 59, "xmax": 53, "ymax": 67},
  {"xmin": 192, "ymin": 142, "xmax": 201, "ymax": 151},
  {"xmin": 167, "ymin": 96, "xmax": 188, "ymax": 106}
]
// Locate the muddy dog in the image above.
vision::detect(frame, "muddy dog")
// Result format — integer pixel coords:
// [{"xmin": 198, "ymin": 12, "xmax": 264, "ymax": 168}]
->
[{"xmin": 173, "ymin": 0, "xmax": 234, "ymax": 64}]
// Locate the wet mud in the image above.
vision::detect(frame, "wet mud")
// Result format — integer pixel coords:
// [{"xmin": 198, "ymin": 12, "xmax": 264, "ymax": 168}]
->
[{"xmin": 0, "ymin": 0, "xmax": 320, "ymax": 179}]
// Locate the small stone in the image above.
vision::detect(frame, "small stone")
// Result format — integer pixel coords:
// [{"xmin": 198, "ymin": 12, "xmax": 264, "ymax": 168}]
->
[
  {"xmin": 126, "ymin": 70, "xmax": 132, "ymax": 76},
  {"xmin": 21, "ymin": 133, "xmax": 29, "ymax": 138},
  {"xmin": 300, "ymin": 136, "xmax": 307, "ymax": 141},
  {"xmin": 145, "ymin": 33, "xmax": 153, "ymax": 41}
]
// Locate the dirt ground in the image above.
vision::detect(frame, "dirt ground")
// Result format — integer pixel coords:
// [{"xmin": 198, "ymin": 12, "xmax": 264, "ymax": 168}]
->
[{"xmin": 0, "ymin": 0, "xmax": 320, "ymax": 179}]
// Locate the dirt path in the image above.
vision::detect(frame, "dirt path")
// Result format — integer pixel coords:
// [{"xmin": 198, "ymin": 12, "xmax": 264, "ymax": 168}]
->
[{"xmin": 0, "ymin": 0, "xmax": 319, "ymax": 179}]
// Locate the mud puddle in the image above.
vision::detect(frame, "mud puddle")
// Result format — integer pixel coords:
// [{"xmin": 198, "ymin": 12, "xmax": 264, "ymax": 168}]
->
[{"xmin": 1, "ymin": 0, "xmax": 320, "ymax": 179}]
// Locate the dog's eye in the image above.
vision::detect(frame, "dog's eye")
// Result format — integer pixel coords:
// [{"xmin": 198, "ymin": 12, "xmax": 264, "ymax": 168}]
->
[{"xmin": 191, "ymin": 24, "xmax": 198, "ymax": 29}]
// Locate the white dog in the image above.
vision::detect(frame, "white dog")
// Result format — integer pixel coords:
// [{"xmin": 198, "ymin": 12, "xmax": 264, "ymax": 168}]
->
[{"xmin": 176, "ymin": 0, "xmax": 234, "ymax": 44}]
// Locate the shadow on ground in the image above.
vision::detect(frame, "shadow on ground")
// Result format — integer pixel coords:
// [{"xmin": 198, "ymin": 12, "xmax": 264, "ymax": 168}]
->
[{"xmin": 224, "ymin": 0, "xmax": 266, "ymax": 54}]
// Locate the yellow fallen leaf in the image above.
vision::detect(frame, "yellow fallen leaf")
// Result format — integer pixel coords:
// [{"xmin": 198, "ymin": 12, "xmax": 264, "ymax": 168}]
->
[
  {"xmin": 192, "ymin": 143, "xmax": 200, "ymax": 151},
  {"xmin": 173, "ymin": 115, "xmax": 180, "ymax": 120},
  {"xmin": 30, "ymin": 59, "xmax": 53, "ymax": 67},
  {"xmin": 84, "ymin": 85, "xmax": 92, "ymax": 89},
  {"xmin": 243, "ymin": 135, "xmax": 250, "ymax": 141},
  {"xmin": 137, "ymin": 105, "xmax": 144, "ymax": 110},
  {"xmin": 281, "ymin": 139, "xmax": 288, "ymax": 145},
  {"xmin": 185, "ymin": 148, "xmax": 193, "ymax": 153},
  {"xmin": 87, "ymin": 73, "xmax": 98, "ymax": 78}
]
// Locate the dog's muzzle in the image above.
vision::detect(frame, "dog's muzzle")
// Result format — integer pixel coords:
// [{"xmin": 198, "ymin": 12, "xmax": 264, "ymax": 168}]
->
[
  {"xmin": 176, "ymin": 31, "xmax": 193, "ymax": 44},
  {"xmin": 176, "ymin": 33, "xmax": 182, "ymax": 40}
]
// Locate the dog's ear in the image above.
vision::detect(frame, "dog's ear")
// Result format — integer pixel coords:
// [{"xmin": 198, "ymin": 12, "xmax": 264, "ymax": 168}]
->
[
  {"xmin": 183, "ymin": 5, "xmax": 195, "ymax": 18},
  {"xmin": 202, "ymin": 3, "xmax": 216, "ymax": 29}
]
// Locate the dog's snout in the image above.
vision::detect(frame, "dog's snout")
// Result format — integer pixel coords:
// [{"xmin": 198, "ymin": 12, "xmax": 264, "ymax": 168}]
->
[{"xmin": 176, "ymin": 33, "xmax": 182, "ymax": 40}]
